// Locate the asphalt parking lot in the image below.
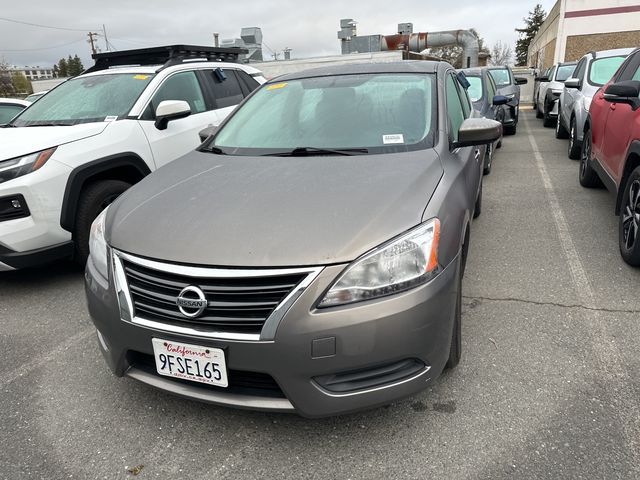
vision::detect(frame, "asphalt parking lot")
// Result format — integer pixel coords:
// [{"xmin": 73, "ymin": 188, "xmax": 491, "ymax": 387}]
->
[{"xmin": 2, "ymin": 109, "xmax": 640, "ymax": 479}]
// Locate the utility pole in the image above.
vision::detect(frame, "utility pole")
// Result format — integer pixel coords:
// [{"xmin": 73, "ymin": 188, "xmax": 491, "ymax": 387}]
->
[
  {"xmin": 87, "ymin": 32, "xmax": 99, "ymax": 56},
  {"xmin": 102, "ymin": 24, "xmax": 110, "ymax": 52}
]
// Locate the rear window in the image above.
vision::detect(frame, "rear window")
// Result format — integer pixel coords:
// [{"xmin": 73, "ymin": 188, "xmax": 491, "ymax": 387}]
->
[{"xmin": 589, "ymin": 56, "xmax": 627, "ymax": 86}]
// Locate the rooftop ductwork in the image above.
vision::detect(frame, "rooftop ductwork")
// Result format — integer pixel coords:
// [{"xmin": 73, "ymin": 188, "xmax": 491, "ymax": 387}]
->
[{"xmin": 338, "ymin": 20, "xmax": 480, "ymax": 68}]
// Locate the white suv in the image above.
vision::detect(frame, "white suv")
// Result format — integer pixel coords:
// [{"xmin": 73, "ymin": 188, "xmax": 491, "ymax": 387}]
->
[{"xmin": 0, "ymin": 45, "xmax": 265, "ymax": 270}]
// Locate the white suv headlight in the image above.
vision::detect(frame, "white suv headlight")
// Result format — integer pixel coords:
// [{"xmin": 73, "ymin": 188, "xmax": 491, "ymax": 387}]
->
[
  {"xmin": 89, "ymin": 206, "xmax": 110, "ymax": 278},
  {"xmin": 0, "ymin": 147, "xmax": 57, "ymax": 184},
  {"xmin": 318, "ymin": 219, "xmax": 441, "ymax": 308}
]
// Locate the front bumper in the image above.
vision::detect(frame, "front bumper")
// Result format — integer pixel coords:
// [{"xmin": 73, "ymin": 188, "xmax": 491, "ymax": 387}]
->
[
  {"xmin": 502, "ymin": 103, "xmax": 519, "ymax": 126},
  {"xmin": 85, "ymin": 253, "xmax": 460, "ymax": 418}
]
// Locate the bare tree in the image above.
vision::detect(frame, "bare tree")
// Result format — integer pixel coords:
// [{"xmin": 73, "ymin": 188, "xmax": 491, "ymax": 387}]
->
[
  {"xmin": 0, "ymin": 57, "xmax": 15, "ymax": 97},
  {"xmin": 489, "ymin": 41, "xmax": 514, "ymax": 66}
]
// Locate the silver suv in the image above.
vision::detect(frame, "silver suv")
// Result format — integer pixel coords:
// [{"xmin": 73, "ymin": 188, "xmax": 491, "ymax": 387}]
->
[
  {"xmin": 557, "ymin": 48, "xmax": 633, "ymax": 158},
  {"xmin": 535, "ymin": 61, "xmax": 577, "ymax": 127}
]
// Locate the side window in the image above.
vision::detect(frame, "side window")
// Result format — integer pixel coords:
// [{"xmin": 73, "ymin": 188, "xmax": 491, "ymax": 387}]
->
[
  {"xmin": 616, "ymin": 52, "xmax": 640, "ymax": 82},
  {"xmin": 573, "ymin": 58, "xmax": 587, "ymax": 81},
  {"xmin": 446, "ymin": 74, "xmax": 466, "ymax": 142},
  {"xmin": 209, "ymin": 69, "xmax": 244, "ymax": 109},
  {"xmin": 548, "ymin": 66, "xmax": 556, "ymax": 80},
  {"xmin": 236, "ymin": 70, "xmax": 260, "ymax": 95},
  {"xmin": 142, "ymin": 71, "xmax": 206, "ymax": 120}
]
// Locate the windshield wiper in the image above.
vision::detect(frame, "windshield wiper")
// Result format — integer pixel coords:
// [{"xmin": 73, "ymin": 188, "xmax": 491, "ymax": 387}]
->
[
  {"xmin": 203, "ymin": 145, "xmax": 227, "ymax": 155},
  {"xmin": 264, "ymin": 147, "xmax": 369, "ymax": 157},
  {"xmin": 23, "ymin": 122, "xmax": 75, "ymax": 127},
  {"xmin": 0, "ymin": 123, "xmax": 16, "ymax": 128}
]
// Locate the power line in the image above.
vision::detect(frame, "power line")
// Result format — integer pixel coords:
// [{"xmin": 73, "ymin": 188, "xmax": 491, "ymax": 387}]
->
[
  {"xmin": 0, "ymin": 16, "xmax": 91, "ymax": 32},
  {"xmin": 0, "ymin": 38, "xmax": 86, "ymax": 52}
]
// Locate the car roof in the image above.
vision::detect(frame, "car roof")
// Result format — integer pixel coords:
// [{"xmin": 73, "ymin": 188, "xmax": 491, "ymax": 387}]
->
[
  {"xmin": 272, "ymin": 61, "xmax": 443, "ymax": 82},
  {"xmin": 0, "ymin": 98, "xmax": 30, "ymax": 106},
  {"xmin": 77, "ymin": 62, "xmax": 262, "ymax": 78},
  {"xmin": 592, "ymin": 47, "xmax": 636, "ymax": 59}
]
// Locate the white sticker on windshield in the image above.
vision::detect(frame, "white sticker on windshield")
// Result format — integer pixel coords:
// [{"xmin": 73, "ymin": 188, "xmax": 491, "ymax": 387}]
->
[
  {"xmin": 104, "ymin": 116, "xmax": 118, "ymax": 122},
  {"xmin": 383, "ymin": 134, "xmax": 404, "ymax": 144}
]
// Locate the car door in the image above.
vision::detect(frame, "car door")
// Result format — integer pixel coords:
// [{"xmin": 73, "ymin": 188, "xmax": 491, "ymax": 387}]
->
[
  {"xmin": 486, "ymin": 73, "xmax": 503, "ymax": 123},
  {"xmin": 138, "ymin": 70, "xmax": 217, "ymax": 168},
  {"xmin": 446, "ymin": 72, "xmax": 481, "ymax": 200},
  {"xmin": 564, "ymin": 57, "xmax": 586, "ymax": 125},
  {"xmin": 599, "ymin": 52, "xmax": 640, "ymax": 183}
]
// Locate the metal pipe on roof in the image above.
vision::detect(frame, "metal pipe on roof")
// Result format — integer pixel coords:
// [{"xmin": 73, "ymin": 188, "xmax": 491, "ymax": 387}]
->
[{"xmin": 380, "ymin": 30, "xmax": 479, "ymax": 67}]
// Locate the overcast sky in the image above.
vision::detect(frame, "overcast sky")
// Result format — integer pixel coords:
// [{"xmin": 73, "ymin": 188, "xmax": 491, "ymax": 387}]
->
[{"xmin": 1, "ymin": 0, "xmax": 556, "ymax": 68}]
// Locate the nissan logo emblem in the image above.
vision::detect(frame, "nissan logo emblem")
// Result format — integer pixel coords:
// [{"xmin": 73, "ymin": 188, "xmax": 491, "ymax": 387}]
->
[{"xmin": 176, "ymin": 285, "xmax": 208, "ymax": 318}]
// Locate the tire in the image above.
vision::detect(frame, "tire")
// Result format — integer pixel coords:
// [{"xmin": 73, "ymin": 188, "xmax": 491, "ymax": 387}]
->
[
  {"xmin": 73, "ymin": 180, "xmax": 131, "ymax": 265},
  {"xmin": 504, "ymin": 124, "xmax": 517, "ymax": 136},
  {"xmin": 473, "ymin": 180, "xmax": 482, "ymax": 219},
  {"xmin": 555, "ymin": 108, "xmax": 569, "ymax": 139},
  {"xmin": 578, "ymin": 129, "xmax": 602, "ymax": 188},
  {"xmin": 445, "ymin": 269, "xmax": 462, "ymax": 370},
  {"xmin": 618, "ymin": 167, "xmax": 640, "ymax": 266},
  {"xmin": 536, "ymin": 98, "xmax": 543, "ymax": 118},
  {"xmin": 543, "ymin": 102, "xmax": 555, "ymax": 128},
  {"xmin": 496, "ymin": 137, "xmax": 502, "ymax": 149},
  {"xmin": 568, "ymin": 117, "xmax": 581, "ymax": 160},
  {"xmin": 483, "ymin": 144, "xmax": 492, "ymax": 175}
]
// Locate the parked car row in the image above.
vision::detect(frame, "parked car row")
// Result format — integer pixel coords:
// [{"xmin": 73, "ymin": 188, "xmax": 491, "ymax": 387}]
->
[{"xmin": 535, "ymin": 47, "xmax": 640, "ymax": 266}]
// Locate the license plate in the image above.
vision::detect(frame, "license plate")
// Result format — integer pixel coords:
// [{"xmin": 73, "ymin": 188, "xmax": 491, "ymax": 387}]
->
[{"xmin": 151, "ymin": 338, "xmax": 228, "ymax": 387}]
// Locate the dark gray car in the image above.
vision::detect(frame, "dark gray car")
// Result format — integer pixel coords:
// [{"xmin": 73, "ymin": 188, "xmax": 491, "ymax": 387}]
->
[
  {"xmin": 459, "ymin": 67, "xmax": 509, "ymax": 174},
  {"xmin": 487, "ymin": 66, "xmax": 528, "ymax": 135},
  {"xmin": 84, "ymin": 61, "xmax": 501, "ymax": 417}
]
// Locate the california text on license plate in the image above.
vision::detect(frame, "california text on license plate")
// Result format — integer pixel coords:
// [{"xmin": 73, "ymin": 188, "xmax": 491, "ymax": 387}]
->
[{"xmin": 152, "ymin": 338, "xmax": 228, "ymax": 387}]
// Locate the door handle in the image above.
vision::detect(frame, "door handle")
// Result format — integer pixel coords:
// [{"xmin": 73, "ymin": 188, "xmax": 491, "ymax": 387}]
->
[
  {"xmin": 474, "ymin": 149, "xmax": 481, "ymax": 162},
  {"xmin": 610, "ymin": 104, "xmax": 616, "ymax": 110}
]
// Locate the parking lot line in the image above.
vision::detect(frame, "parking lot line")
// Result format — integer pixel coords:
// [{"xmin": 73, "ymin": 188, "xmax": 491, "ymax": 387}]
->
[{"xmin": 524, "ymin": 113, "xmax": 640, "ymax": 470}]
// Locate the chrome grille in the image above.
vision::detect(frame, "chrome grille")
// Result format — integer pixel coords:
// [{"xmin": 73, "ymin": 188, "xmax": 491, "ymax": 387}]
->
[{"xmin": 122, "ymin": 259, "xmax": 309, "ymax": 334}]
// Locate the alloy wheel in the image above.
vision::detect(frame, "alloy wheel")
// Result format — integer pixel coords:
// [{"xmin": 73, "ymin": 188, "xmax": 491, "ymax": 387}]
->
[
  {"xmin": 580, "ymin": 134, "xmax": 590, "ymax": 178},
  {"xmin": 570, "ymin": 122, "xmax": 575, "ymax": 152},
  {"xmin": 622, "ymin": 179, "xmax": 640, "ymax": 250}
]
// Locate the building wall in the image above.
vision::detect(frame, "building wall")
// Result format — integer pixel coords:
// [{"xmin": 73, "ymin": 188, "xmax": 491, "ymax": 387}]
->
[
  {"xmin": 528, "ymin": 0, "xmax": 640, "ymax": 69},
  {"xmin": 565, "ymin": 30, "xmax": 640, "ymax": 61},
  {"xmin": 527, "ymin": 1, "xmax": 561, "ymax": 69}
]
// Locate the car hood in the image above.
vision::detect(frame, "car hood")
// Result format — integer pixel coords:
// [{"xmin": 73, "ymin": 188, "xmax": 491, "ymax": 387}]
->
[
  {"xmin": 107, "ymin": 149, "xmax": 444, "ymax": 267},
  {"xmin": 0, "ymin": 122, "xmax": 109, "ymax": 161}
]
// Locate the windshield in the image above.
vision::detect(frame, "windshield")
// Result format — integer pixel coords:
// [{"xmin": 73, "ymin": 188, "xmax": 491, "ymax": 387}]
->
[
  {"xmin": 488, "ymin": 68, "xmax": 511, "ymax": 87},
  {"xmin": 211, "ymin": 73, "xmax": 436, "ymax": 155},
  {"xmin": 11, "ymin": 73, "xmax": 154, "ymax": 126},
  {"xmin": 555, "ymin": 65, "xmax": 576, "ymax": 82},
  {"xmin": 589, "ymin": 56, "xmax": 627, "ymax": 86},
  {"xmin": 466, "ymin": 76, "xmax": 483, "ymax": 102}
]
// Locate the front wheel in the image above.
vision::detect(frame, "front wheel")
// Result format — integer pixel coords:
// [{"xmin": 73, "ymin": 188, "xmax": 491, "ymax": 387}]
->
[
  {"xmin": 555, "ymin": 108, "xmax": 569, "ymax": 139},
  {"xmin": 568, "ymin": 117, "xmax": 581, "ymax": 159},
  {"xmin": 619, "ymin": 167, "xmax": 640, "ymax": 266},
  {"xmin": 543, "ymin": 101, "xmax": 555, "ymax": 128},
  {"xmin": 445, "ymin": 270, "xmax": 462, "ymax": 369},
  {"xmin": 74, "ymin": 180, "xmax": 131, "ymax": 265},
  {"xmin": 473, "ymin": 180, "xmax": 482, "ymax": 219},
  {"xmin": 578, "ymin": 130, "xmax": 602, "ymax": 188},
  {"xmin": 483, "ymin": 144, "xmax": 493, "ymax": 175}
]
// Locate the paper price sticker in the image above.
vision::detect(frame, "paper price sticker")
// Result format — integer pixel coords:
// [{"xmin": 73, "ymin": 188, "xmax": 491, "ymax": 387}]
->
[{"xmin": 383, "ymin": 134, "xmax": 405, "ymax": 144}]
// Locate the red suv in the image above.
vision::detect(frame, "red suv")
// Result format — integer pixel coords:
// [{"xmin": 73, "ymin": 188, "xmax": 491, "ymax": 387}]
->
[{"xmin": 580, "ymin": 48, "xmax": 640, "ymax": 266}]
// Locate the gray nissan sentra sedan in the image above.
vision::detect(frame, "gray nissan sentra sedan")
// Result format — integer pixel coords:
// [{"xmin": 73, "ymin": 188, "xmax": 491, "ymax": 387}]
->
[{"xmin": 85, "ymin": 61, "xmax": 501, "ymax": 417}]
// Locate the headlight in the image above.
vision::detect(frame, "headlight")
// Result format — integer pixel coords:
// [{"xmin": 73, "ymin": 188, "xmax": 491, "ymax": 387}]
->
[
  {"xmin": 0, "ymin": 147, "xmax": 57, "ymax": 184},
  {"xmin": 583, "ymin": 96, "xmax": 592, "ymax": 112},
  {"xmin": 89, "ymin": 206, "xmax": 110, "ymax": 278},
  {"xmin": 318, "ymin": 219, "xmax": 441, "ymax": 308},
  {"xmin": 505, "ymin": 93, "xmax": 515, "ymax": 100}
]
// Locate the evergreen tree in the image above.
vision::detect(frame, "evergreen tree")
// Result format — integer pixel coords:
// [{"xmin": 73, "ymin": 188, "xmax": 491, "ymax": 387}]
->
[
  {"xmin": 71, "ymin": 54, "xmax": 85, "ymax": 75},
  {"xmin": 57, "ymin": 57, "xmax": 68, "ymax": 77},
  {"xmin": 11, "ymin": 71, "xmax": 32, "ymax": 95},
  {"xmin": 515, "ymin": 4, "xmax": 546, "ymax": 66}
]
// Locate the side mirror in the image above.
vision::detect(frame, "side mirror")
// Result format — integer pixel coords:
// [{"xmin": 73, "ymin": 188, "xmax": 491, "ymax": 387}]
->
[
  {"xmin": 515, "ymin": 77, "xmax": 528, "ymax": 85},
  {"xmin": 492, "ymin": 95, "xmax": 509, "ymax": 106},
  {"xmin": 452, "ymin": 118, "xmax": 502, "ymax": 149},
  {"xmin": 564, "ymin": 77, "xmax": 581, "ymax": 89},
  {"xmin": 199, "ymin": 125, "xmax": 219, "ymax": 143},
  {"xmin": 154, "ymin": 100, "xmax": 191, "ymax": 130},
  {"xmin": 603, "ymin": 81, "xmax": 640, "ymax": 109}
]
